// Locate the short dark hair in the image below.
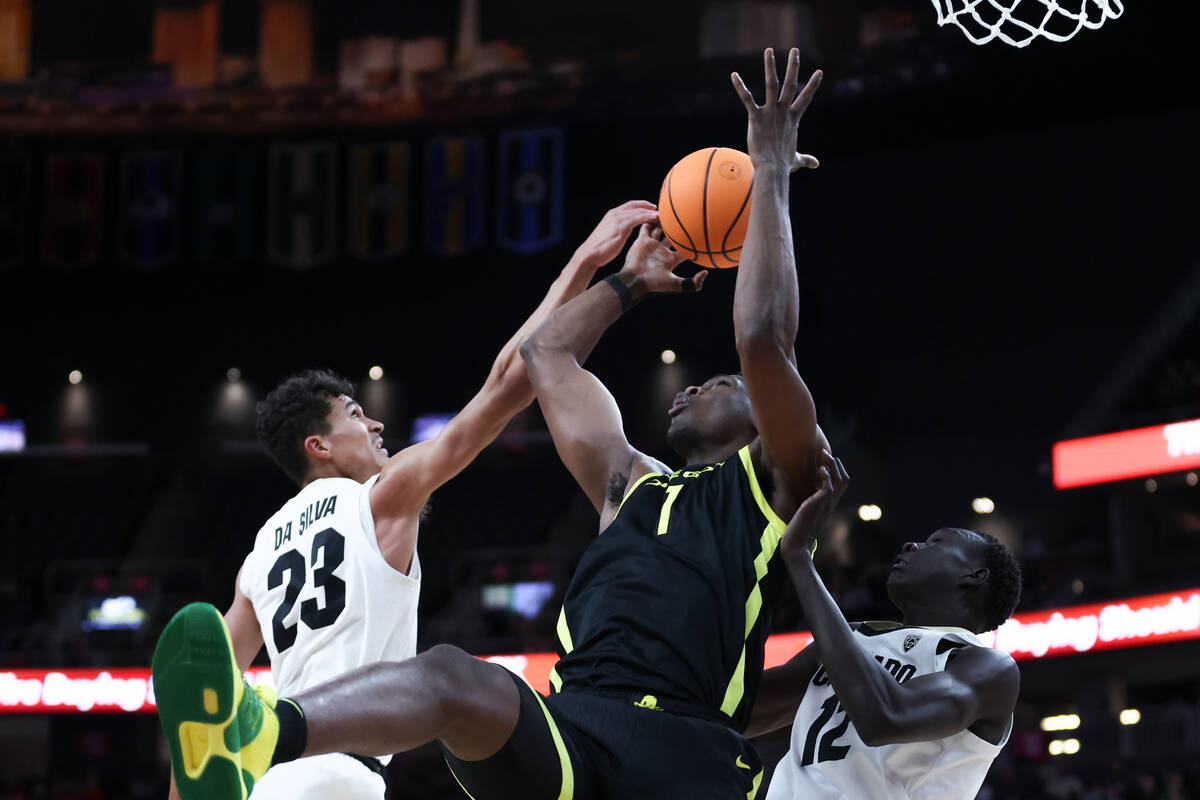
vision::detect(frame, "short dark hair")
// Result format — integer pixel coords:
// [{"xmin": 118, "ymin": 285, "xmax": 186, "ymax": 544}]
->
[
  {"xmin": 257, "ymin": 369, "xmax": 357, "ymax": 485},
  {"xmin": 968, "ymin": 530, "xmax": 1023, "ymax": 633}
]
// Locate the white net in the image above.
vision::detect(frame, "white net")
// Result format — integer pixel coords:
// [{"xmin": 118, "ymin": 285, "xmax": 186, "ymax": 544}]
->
[{"xmin": 931, "ymin": 0, "xmax": 1124, "ymax": 47}]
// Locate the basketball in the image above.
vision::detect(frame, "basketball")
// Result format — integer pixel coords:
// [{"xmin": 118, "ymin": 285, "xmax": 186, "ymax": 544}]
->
[{"xmin": 657, "ymin": 147, "xmax": 754, "ymax": 269}]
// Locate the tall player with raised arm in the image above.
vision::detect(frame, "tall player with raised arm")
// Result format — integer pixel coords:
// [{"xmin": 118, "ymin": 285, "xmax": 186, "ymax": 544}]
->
[
  {"xmin": 151, "ymin": 48, "xmax": 830, "ymax": 800},
  {"xmin": 159, "ymin": 201, "xmax": 661, "ymax": 800}
]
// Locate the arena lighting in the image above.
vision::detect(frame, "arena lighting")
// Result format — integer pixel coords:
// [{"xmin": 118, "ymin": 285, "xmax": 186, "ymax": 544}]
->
[
  {"xmin": 1145, "ymin": 478, "xmax": 1158, "ymax": 493},
  {"xmin": 1119, "ymin": 708, "xmax": 1141, "ymax": 726},
  {"xmin": 0, "ymin": 420, "xmax": 25, "ymax": 453},
  {"xmin": 68, "ymin": 370, "xmax": 82, "ymax": 385},
  {"xmin": 971, "ymin": 497, "xmax": 995, "ymax": 514},
  {"xmin": 369, "ymin": 365, "xmax": 384, "ymax": 381},
  {"xmin": 1053, "ymin": 417, "xmax": 1200, "ymax": 489},
  {"xmin": 226, "ymin": 367, "xmax": 241, "ymax": 382},
  {"xmin": 11, "ymin": 587, "xmax": 1199, "ymax": 714},
  {"xmin": 1040, "ymin": 714, "xmax": 1080, "ymax": 732},
  {"xmin": 1188, "ymin": 472, "xmax": 1198, "ymax": 487},
  {"xmin": 858, "ymin": 504, "xmax": 882, "ymax": 521},
  {"xmin": 1048, "ymin": 740, "xmax": 1065, "ymax": 756},
  {"xmin": 1062, "ymin": 739, "xmax": 1080, "ymax": 755},
  {"xmin": 660, "ymin": 349, "xmax": 677, "ymax": 365}
]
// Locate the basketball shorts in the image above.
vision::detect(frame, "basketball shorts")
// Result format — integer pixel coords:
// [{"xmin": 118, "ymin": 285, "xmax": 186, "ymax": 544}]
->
[
  {"xmin": 249, "ymin": 752, "xmax": 386, "ymax": 800},
  {"xmin": 441, "ymin": 672, "xmax": 764, "ymax": 800}
]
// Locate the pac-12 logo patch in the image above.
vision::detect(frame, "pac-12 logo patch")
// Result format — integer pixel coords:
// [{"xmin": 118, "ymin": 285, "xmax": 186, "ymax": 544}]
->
[{"xmin": 903, "ymin": 634, "xmax": 920, "ymax": 652}]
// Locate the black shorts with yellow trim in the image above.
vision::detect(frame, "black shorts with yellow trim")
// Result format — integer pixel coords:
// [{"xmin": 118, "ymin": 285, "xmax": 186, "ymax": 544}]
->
[{"xmin": 440, "ymin": 672, "xmax": 765, "ymax": 800}]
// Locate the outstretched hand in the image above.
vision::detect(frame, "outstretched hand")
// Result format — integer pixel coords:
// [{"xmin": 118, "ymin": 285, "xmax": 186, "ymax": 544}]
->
[
  {"xmin": 731, "ymin": 48, "xmax": 822, "ymax": 173},
  {"xmin": 781, "ymin": 450, "xmax": 850, "ymax": 563},
  {"xmin": 618, "ymin": 223, "xmax": 708, "ymax": 295},
  {"xmin": 574, "ymin": 200, "xmax": 661, "ymax": 270}
]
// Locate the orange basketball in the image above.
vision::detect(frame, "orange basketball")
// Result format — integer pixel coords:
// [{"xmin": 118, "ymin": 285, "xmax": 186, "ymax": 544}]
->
[{"xmin": 658, "ymin": 147, "xmax": 754, "ymax": 269}]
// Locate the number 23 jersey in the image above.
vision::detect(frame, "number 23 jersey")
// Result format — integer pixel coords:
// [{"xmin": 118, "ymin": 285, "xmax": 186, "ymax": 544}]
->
[
  {"xmin": 767, "ymin": 624, "xmax": 1011, "ymax": 800},
  {"xmin": 240, "ymin": 475, "xmax": 421, "ymax": 699}
]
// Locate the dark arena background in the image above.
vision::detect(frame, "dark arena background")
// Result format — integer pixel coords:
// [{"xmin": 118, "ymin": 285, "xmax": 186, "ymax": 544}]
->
[{"xmin": 2, "ymin": 1, "xmax": 1200, "ymax": 798}]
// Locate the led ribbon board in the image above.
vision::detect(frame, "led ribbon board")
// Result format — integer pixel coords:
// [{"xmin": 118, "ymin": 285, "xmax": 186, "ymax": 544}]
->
[
  {"xmin": 4, "ymin": 588, "xmax": 1198, "ymax": 713},
  {"xmin": 1053, "ymin": 417, "xmax": 1200, "ymax": 489}
]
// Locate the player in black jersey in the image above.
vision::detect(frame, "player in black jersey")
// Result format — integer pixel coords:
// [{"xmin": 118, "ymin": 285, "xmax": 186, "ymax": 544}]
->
[{"xmin": 149, "ymin": 48, "xmax": 827, "ymax": 800}]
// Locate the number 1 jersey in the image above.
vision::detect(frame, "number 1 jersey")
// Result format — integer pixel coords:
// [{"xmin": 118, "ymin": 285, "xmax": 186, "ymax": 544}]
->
[
  {"xmin": 766, "ymin": 624, "xmax": 1011, "ymax": 800},
  {"xmin": 551, "ymin": 445, "xmax": 789, "ymax": 731},
  {"xmin": 240, "ymin": 476, "xmax": 421, "ymax": 700}
]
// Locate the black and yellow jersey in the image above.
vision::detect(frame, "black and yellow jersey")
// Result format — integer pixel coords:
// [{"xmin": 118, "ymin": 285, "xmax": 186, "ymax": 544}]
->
[{"xmin": 549, "ymin": 444, "xmax": 788, "ymax": 732}]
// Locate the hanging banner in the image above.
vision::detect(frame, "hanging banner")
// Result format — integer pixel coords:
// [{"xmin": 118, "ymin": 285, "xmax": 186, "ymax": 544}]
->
[
  {"xmin": 193, "ymin": 147, "xmax": 256, "ymax": 265},
  {"xmin": 0, "ymin": 152, "xmax": 30, "ymax": 268},
  {"xmin": 496, "ymin": 127, "xmax": 564, "ymax": 255},
  {"xmin": 119, "ymin": 150, "xmax": 182, "ymax": 269},
  {"xmin": 267, "ymin": 142, "xmax": 337, "ymax": 270},
  {"xmin": 347, "ymin": 142, "xmax": 410, "ymax": 261},
  {"xmin": 424, "ymin": 135, "xmax": 484, "ymax": 257},
  {"xmin": 42, "ymin": 153, "xmax": 105, "ymax": 269}
]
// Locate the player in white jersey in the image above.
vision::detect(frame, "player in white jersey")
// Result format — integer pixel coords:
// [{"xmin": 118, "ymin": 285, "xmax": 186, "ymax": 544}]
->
[
  {"xmin": 162, "ymin": 200, "xmax": 664, "ymax": 800},
  {"xmin": 749, "ymin": 452, "xmax": 1023, "ymax": 800}
]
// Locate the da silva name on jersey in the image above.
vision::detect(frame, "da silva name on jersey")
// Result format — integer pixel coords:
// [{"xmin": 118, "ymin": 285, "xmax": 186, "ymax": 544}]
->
[{"xmin": 273, "ymin": 493, "xmax": 338, "ymax": 551}]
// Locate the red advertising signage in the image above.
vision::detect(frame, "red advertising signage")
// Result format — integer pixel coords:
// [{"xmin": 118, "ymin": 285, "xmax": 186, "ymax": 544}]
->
[
  {"xmin": 1053, "ymin": 417, "xmax": 1200, "ymax": 489},
  {"xmin": 3, "ymin": 589, "xmax": 1198, "ymax": 714}
]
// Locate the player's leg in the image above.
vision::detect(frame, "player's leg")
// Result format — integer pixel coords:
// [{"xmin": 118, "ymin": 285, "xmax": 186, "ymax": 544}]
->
[
  {"xmin": 440, "ymin": 671, "xmax": 595, "ymax": 800},
  {"xmin": 292, "ymin": 643, "xmax": 520, "ymax": 761},
  {"xmin": 153, "ymin": 603, "xmax": 521, "ymax": 800}
]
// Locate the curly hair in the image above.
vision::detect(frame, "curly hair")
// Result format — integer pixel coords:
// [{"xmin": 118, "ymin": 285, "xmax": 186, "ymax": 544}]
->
[
  {"xmin": 967, "ymin": 530, "xmax": 1023, "ymax": 633},
  {"xmin": 256, "ymin": 369, "xmax": 357, "ymax": 486}
]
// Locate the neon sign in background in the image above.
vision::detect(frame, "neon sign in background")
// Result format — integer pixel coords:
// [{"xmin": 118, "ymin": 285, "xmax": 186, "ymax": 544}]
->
[
  {"xmin": 3, "ymin": 588, "xmax": 1198, "ymax": 714},
  {"xmin": 1053, "ymin": 417, "xmax": 1200, "ymax": 489}
]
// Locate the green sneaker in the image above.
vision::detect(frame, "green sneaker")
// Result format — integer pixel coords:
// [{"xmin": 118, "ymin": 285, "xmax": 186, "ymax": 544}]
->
[{"xmin": 152, "ymin": 602, "xmax": 280, "ymax": 800}]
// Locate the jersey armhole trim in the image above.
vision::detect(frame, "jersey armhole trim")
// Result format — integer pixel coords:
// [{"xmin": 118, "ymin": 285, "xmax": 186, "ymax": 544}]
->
[
  {"xmin": 738, "ymin": 446, "xmax": 786, "ymax": 535},
  {"xmin": 616, "ymin": 471, "xmax": 662, "ymax": 515},
  {"xmin": 360, "ymin": 474, "xmax": 422, "ymax": 586}
]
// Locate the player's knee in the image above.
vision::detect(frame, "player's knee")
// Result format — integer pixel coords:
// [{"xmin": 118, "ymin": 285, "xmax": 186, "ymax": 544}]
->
[
  {"xmin": 422, "ymin": 645, "xmax": 514, "ymax": 725},
  {"xmin": 422, "ymin": 645, "xmax": 488, "ymax": 706}
]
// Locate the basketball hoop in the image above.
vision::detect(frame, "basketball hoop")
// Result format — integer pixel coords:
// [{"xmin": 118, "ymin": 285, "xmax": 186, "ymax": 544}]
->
[{"xmin": 931, "ymin": 0, "xmax": 1123, "ymax": 47}]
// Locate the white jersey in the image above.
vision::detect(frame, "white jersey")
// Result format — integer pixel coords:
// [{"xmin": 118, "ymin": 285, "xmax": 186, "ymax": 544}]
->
[
  {"xmin": 240, "ymin": 474, "xmax": 421, "ymax": 785},
  {"xmin": 767, "ymin": 623, "xmax": 1010, "ymax": 800}
]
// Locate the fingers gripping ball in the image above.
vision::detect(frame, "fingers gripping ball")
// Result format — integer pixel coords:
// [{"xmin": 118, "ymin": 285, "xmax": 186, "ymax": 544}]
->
[{"xmin": 658, "ymin": 147, "xmax": 754, "ymax": 269}]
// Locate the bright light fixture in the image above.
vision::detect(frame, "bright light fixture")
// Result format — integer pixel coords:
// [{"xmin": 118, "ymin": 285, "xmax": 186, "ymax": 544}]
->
[
  {"xmin": 660, "ymin": 349, "xmax": 676, "ymax": 365},
  {"xmin": 857, "ymin": 504, "xmax": 882, "ymax": 522},
  {"xmin": 1040, "ymin": 714, "xmax": 1080, "ymax": 732},
  {"xmin": 1062, "ymin": 738, "xmax": 1080, "ymax": 755},
  {"xmin": 226, "ymin": 367, "xmax": 241, "ymax": 382},
  {"xmin": 369, "ymin": 366, "xmax": 384, "ymax": 381},
  {"xmin": 1119, "ymin": 708, "xmax": 1141, "ymax": 726},
  {"xmin": 972, "ymin": 497, "xmax": 995, "ymax": 514},
  {"xmin": 68, "ymin": 370, "xmax": 83, "ymax": 385}
]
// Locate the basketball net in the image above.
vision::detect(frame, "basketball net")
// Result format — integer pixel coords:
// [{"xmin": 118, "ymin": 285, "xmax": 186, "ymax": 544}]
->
[{"xmin": 931, "ymin": 0, "xmax": 1123, "ymax": 47}]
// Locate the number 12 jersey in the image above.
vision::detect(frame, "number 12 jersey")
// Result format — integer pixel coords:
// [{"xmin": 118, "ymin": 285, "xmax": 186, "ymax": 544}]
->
[
  {"xmin": 240, "ymin": 476, "xmax": 421, "ymax": 701},
  {"xmin": 767, "ymin": 623, "xmax": 1011, "ymax": 800}
]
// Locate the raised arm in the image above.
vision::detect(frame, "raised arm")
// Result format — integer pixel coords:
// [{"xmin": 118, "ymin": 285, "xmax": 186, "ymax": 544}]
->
[
  {"xmin": 521, "ymin": 224, "xmax": 706, "ymax": 525},
  {"xmin": 730, "ymin": 49, "xmax": 824, "ymax": 506},
  {"xmin": 368, "ymin": 203, "xmax": 659, "ymax": 558},
  {"xmin": 779, "ymin": 454, "xmax": 1020, "ymax": 746},
  {"xmin": 744, "ymin": 641, "xmax": 820, "ymax": 738}
]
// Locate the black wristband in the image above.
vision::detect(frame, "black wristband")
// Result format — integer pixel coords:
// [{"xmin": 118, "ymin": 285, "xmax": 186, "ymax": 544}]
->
[{"xmin": 604, "ymin": 274, "xmax": 639, "ymax": 313}]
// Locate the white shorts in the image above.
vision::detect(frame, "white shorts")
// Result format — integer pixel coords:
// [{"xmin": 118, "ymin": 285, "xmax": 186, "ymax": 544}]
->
[{"xmin": 248, "ymin": 753, "xmax": 386, "ymax": 800}]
